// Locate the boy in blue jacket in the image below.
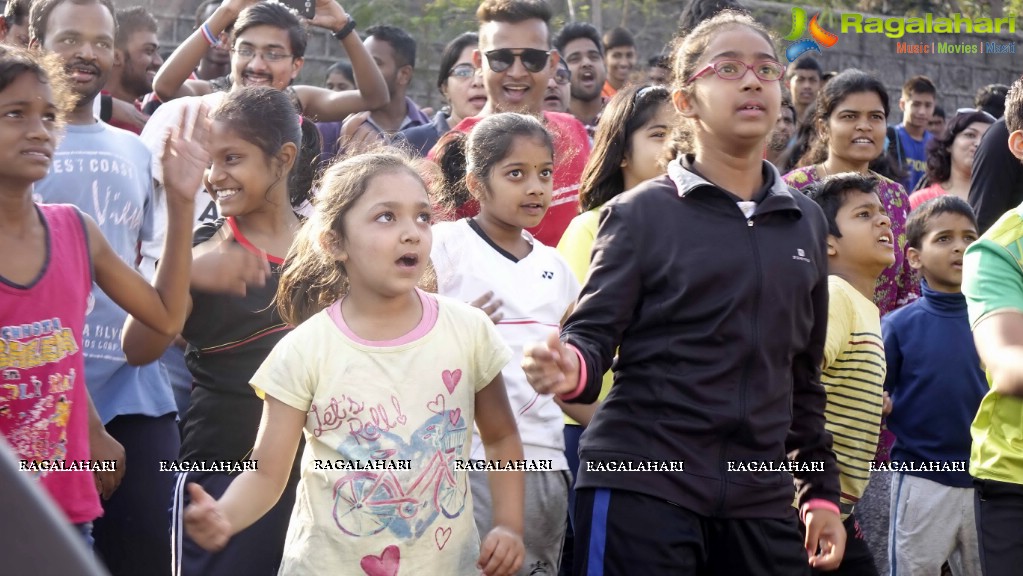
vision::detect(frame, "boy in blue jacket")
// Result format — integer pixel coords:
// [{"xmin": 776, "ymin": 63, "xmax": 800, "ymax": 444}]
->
[{"xmin": 882, "ymin": 196, "xmax": 985, "ymax": 575}]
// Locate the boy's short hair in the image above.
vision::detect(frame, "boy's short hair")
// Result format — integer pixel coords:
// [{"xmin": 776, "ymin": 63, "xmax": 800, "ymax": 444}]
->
[
  {"xmin": 787, "ymin": 56, "xmax": 822, "ymax": 80},
  {"xmin": 932, "ymin": 105, "xmax": 946, "ymax": 120},
  {"xmin": 364, "ymin": 24, "xmax": 416, "ymax": 69},
  {"xmin": 476, "ymin": 0, "xmax": 552, "ymax": 26},
  {"xmin": 602, "ymin": 26, "xmax": 634, "ymax": 51},
  {"xmin": 976, "ymin": 83, "xmax": 1010, "ymax": 119},
  {"xmin": 115, "ymin": 7, "xmax": 157, "ymax": 49},
  {"xmin": 902, "ymin": 75, "xmax": 936, "ymax": 97},
  {"xmin": 805, "ymin": 173, "xmax": 879, "ymax": 238},
  {"xmin": 554, "ymin": 21, "xmax": 603, "ymax": 55},
  {"xmin": 231, "ymin": 1, "xmax": 307, "ymax": 59},
  {"xmin": 906, "ymin": 195, "xmax": 978, "ymax": 250},
  {"xmin": 1006, "ymin": 74, "xmax": 1023, "ymax": 133}
]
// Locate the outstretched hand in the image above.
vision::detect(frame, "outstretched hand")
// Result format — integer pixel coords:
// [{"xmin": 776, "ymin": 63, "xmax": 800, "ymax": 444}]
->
[
  {"xmin": 161, "ymin": 103, "xmax": 212, "ymax": 204},
  {"xmin": 183, "ymin": 483, "xmax": 232, "ymax": 552},
  {"xmin": 521, "ymin": 331, "xmax": 580, "ymax": 396},
  {"xmin": 804, "ymin": 507, "xmax": 846, "ymax": 571}
]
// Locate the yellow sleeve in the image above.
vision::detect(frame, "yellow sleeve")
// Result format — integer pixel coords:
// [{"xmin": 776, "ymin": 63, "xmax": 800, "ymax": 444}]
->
[
  {"xmin": 824, "ymin": 279, "xmax": 852, "ymax": 370},
  {"xmin": 557, "ymin": 210, "xmax": 600, "ymax": 284}
]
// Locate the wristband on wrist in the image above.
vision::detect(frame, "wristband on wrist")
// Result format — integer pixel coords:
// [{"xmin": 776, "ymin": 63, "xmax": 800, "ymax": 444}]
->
[
  {"xmin": 332, "ymin": 18, "xmax": 357, "ymax": 41},
  {"xmin": 799, "ymin": 499, "xmax": 840, "ymax": 523},
  {"xmin": 200, "ymin": 23, "xmax": 221, "ymax": 47}
]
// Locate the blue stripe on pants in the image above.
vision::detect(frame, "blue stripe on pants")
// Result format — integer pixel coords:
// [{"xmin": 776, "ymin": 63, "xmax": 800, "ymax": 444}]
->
[{"xmin": 586, "ymin": 488, "xmax": 611, "ymax": 576}]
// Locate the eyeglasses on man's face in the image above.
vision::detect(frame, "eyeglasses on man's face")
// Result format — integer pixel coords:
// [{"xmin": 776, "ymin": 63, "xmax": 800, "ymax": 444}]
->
[{"xmin": 232, "ymin": 45, "xmax": 293, "ymax": 62}]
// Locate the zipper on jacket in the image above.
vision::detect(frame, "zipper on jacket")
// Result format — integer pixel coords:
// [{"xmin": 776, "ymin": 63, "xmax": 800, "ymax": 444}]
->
[{"xmin": 716, "ymin": 215, "xmax": 763, "ymax": 514}]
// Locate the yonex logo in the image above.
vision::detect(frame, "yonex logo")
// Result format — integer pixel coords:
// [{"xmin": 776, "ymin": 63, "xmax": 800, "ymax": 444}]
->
[
  {"xmin": 541, "ymin": 271, "xmax": 554, "ymax": 279},
  {"xmin": 784, "ymin": 7, "xmax": 838, "ymax": 62},
  {"xmin": 793, "ymin": 248, "xmax": 811, "ymax": 263}
]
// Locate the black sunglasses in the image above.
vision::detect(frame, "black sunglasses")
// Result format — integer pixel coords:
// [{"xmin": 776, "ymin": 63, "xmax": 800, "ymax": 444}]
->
[{"xmin": 483, "ymin": 48, "xmax": 551, "ymax": 73}]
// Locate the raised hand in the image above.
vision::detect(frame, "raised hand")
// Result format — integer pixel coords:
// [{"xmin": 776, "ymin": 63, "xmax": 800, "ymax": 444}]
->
[
  {"xmin": 308, "ymin": 0, "xmax": 350, "ymax": 32},
  {"xmin": 469, "ymin": 291, "xmax": 504, "ymax": 324},
  {"xmin": 161, "ymin": 103, "xmax": 212, "ymax": 204},
  {"xmin": 477, "ymin": 525, "xmax": 524, "ymax": 576},
  {"xmin": 221, "ymin": 0, "xmax": 260, "ymax": 18},
  {"xmin": 521, "ymin": 331, "xmax": 580, "ymax": 396},
  {"xmin": 183, "ymin": 483, "xmax": 232, "ymax": 552}
]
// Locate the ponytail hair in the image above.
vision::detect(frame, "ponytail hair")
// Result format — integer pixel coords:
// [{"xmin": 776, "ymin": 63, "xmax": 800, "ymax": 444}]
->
[
  {"xmin": 432, "ymin": 129, "xmax": 473, "ymax": 217},
  {"xmin": 276, "ymin": 151, "xmax": 432, "ymax": 325},
  {"xmin": 288, "ymin": 116, "xmax": 321, "ymax": 209}
]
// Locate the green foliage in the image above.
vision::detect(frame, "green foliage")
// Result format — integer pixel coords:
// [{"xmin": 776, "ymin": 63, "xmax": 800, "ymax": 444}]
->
[{"xmin": 347, "ymin": 0, "xmax": 477, "ymax": 32}]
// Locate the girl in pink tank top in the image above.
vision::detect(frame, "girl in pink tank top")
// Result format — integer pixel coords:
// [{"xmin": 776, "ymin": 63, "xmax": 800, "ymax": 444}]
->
[{"xmin": 0, "ymin": 47, "xmax": 208, "ymax": 542}]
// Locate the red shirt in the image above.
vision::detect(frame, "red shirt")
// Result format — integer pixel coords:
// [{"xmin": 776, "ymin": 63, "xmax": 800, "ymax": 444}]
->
[{"xmin": 438, "ymin": 112, "xmax": 590, "ymax": 247}]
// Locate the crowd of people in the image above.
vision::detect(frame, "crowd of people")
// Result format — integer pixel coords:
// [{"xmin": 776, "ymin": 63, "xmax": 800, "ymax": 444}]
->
[{"xmin": 0, "ymin": 0, "xmax": 1021, "ymax": 575}]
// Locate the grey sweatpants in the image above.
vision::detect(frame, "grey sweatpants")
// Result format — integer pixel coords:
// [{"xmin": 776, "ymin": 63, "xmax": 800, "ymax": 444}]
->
[
  {"xmin": 889, "ymin": 473, "xmax": 982, "ymax": 576},
  {"xmin": 469, "ymin": 470, "xmax": 570, "ymax": 576}
]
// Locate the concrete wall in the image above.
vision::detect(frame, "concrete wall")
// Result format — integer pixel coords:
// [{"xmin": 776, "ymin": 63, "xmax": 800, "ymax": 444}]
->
[{"xmin": 114, "ymin": 0, "xmax": 1022, "ymax": 112}]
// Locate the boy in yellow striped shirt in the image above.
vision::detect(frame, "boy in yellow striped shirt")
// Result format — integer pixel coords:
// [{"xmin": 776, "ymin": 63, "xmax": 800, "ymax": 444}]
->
[{"xmin": 806, "ymin": 173, "xmax": 896, "ymax": 576}]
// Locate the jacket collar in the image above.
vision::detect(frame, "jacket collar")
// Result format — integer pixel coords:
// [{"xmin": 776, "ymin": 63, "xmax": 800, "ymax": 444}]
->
[{"xmin": 667, "ymin": 155, "xmax": 794, "ymax": 202}]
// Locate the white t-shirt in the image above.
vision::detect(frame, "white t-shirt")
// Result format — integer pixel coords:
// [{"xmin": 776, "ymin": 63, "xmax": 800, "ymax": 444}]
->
[
  {"xmin": 137, "ymin": 92, "xmax": 225, "ymax": 280},
  {"xmin": 252, "ymin": 290, "xmax": 511, "ymax": 575},
  {"xmin": 431, "ymin": 219, "xmax": 578, "ymax": 468}
]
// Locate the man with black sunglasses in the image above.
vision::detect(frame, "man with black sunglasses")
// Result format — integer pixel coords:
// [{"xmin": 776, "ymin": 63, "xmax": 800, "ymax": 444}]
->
[{"xmin": 431, "ymin": 0, "xmax": 590, "ymax": 250}]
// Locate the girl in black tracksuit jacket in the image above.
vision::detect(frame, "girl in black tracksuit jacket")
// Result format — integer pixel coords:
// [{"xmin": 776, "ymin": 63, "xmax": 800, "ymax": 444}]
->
[{"xmin": 523, "ymin": 12, "xmax": 845, "ymax": 576}]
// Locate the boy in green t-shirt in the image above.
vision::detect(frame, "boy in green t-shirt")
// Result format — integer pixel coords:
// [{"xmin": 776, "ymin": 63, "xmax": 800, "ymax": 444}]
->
[
  {"xmin": 961, "ymin": 74, "xmax": 1023, "ymax": 573},
  {"xmin": 806, "ymin": 173, "xmax": 896, "ymax": 576}
]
